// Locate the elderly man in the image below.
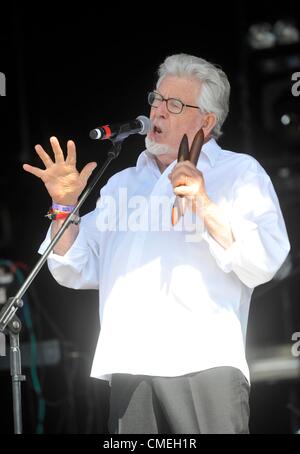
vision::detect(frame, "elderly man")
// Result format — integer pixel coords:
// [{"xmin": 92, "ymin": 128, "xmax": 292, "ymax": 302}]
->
[{"xmin": 23, "ymin": 53, "xmax": 290, "ymax": 434}]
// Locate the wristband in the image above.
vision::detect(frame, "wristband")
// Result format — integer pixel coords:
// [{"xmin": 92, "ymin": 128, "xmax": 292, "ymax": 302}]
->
[
  {"xmin": 52, "ymin": 203, "xmax": 76, "ymax": 213},
  {"xmin": 45, "ymin": 207, "xmax": 80, "ymax": 224}
]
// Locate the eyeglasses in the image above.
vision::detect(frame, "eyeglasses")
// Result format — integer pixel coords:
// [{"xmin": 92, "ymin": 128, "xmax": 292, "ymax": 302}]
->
[{"xmin": 148, "ymin": 91, "xmax": 200, "ymax": 114}]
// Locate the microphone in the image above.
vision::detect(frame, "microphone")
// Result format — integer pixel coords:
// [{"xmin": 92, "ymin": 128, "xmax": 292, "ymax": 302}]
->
[{"xmin": 89, "ymin": 115, "xmax": 152, "ymax": 141}]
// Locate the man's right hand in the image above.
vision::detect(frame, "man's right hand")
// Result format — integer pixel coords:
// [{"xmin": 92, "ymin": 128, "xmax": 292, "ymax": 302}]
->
[{"xmin": 23, "ymin": 136, "xmax": 97, "ymax": 205}]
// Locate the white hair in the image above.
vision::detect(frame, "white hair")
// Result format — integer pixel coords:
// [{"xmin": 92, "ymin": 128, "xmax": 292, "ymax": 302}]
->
[{"xmin": 157, "ymin": 53, "xmax": 230, "ymax": 139}]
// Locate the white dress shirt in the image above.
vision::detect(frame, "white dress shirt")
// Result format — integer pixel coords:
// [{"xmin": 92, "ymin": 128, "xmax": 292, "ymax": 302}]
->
[{"xmin": 39, "ymin": 138, "xmax": 290, "ymax": 383}]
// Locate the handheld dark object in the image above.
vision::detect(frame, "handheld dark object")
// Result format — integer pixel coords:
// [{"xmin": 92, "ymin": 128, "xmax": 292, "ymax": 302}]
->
[{"xmin": 171, "ymin": 128, "xmax": 205, "ymax": 226}]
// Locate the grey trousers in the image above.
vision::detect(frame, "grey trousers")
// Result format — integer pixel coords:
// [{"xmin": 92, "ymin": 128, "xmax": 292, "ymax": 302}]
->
[{"xmin": 108, "ymin": 367, "xmax": 250, "ymax": 434}]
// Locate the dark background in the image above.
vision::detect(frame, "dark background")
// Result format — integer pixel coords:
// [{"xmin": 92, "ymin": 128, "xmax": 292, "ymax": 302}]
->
[{"xmin": 0, "ymin": 1, "xmax": 300, "ymax": 434}]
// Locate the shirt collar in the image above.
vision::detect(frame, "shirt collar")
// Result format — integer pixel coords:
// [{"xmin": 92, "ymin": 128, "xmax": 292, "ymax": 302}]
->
[
  {"xmin": 201, "ymin": 138, "xmax": 221, "ymax": 167},
  {"xmin": 136, "ymin": 137, "xmax": 221, "ymax": 172}
]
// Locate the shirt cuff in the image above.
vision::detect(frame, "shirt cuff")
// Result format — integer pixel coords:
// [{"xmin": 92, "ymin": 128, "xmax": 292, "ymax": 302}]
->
[
  {"xmin": 38, "ymin": 224, "xmax": 88, "ymax": 269},
  {"xmin": 202, "ymin": 214, "xmax": 258, "ymax": 273}
]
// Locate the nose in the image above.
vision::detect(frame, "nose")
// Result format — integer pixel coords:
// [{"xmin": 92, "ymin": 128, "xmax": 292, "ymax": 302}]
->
[{"xmin": 153, "ymin": 99, "xmax": 169, "ymax": 119}]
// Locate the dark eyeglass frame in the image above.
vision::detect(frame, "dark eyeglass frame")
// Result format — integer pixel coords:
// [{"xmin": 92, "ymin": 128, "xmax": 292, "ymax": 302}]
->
[{"xmin": 148, "ymin": 90, "xmax": 200, "ymax": 114}]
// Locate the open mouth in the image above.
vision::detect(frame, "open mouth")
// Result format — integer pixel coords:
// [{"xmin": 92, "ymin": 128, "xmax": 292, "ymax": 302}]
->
[{"xmin": 153, "ymin": 125, "xmax": 162, "ymax": 134}]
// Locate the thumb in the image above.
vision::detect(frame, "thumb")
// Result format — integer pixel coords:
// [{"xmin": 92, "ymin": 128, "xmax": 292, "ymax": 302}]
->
[{"xmin": 79, "ymin": 162, "xmax": 97, "ymax": 184}]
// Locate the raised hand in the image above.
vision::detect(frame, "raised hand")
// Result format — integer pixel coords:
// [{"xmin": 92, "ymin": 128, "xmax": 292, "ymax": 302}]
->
[{"xmin": 23, "ymin": 136, "xmax": 97, "ymax": 205}]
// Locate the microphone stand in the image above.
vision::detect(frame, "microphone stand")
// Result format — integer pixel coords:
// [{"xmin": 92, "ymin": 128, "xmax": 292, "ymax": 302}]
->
[{"xmin": 0, "ymin": 139, "xmax": 124, "ymax": 433}]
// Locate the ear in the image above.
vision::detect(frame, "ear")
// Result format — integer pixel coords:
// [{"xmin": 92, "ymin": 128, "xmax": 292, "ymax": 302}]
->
[{"xmin": 202, "ymin": 113, "xmax": 217, "ymax": 138}]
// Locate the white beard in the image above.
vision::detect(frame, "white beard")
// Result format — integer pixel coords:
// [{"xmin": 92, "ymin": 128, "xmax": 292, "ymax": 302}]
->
[{"xmin": 145, "ymin": 136, "xmax": 174, "ymax": 156}]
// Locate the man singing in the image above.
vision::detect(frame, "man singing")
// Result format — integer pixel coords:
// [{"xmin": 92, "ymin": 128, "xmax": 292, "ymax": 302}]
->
[{"xmin": 24, "ymin": 53, "xmax": 290, "ymax": 434}]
